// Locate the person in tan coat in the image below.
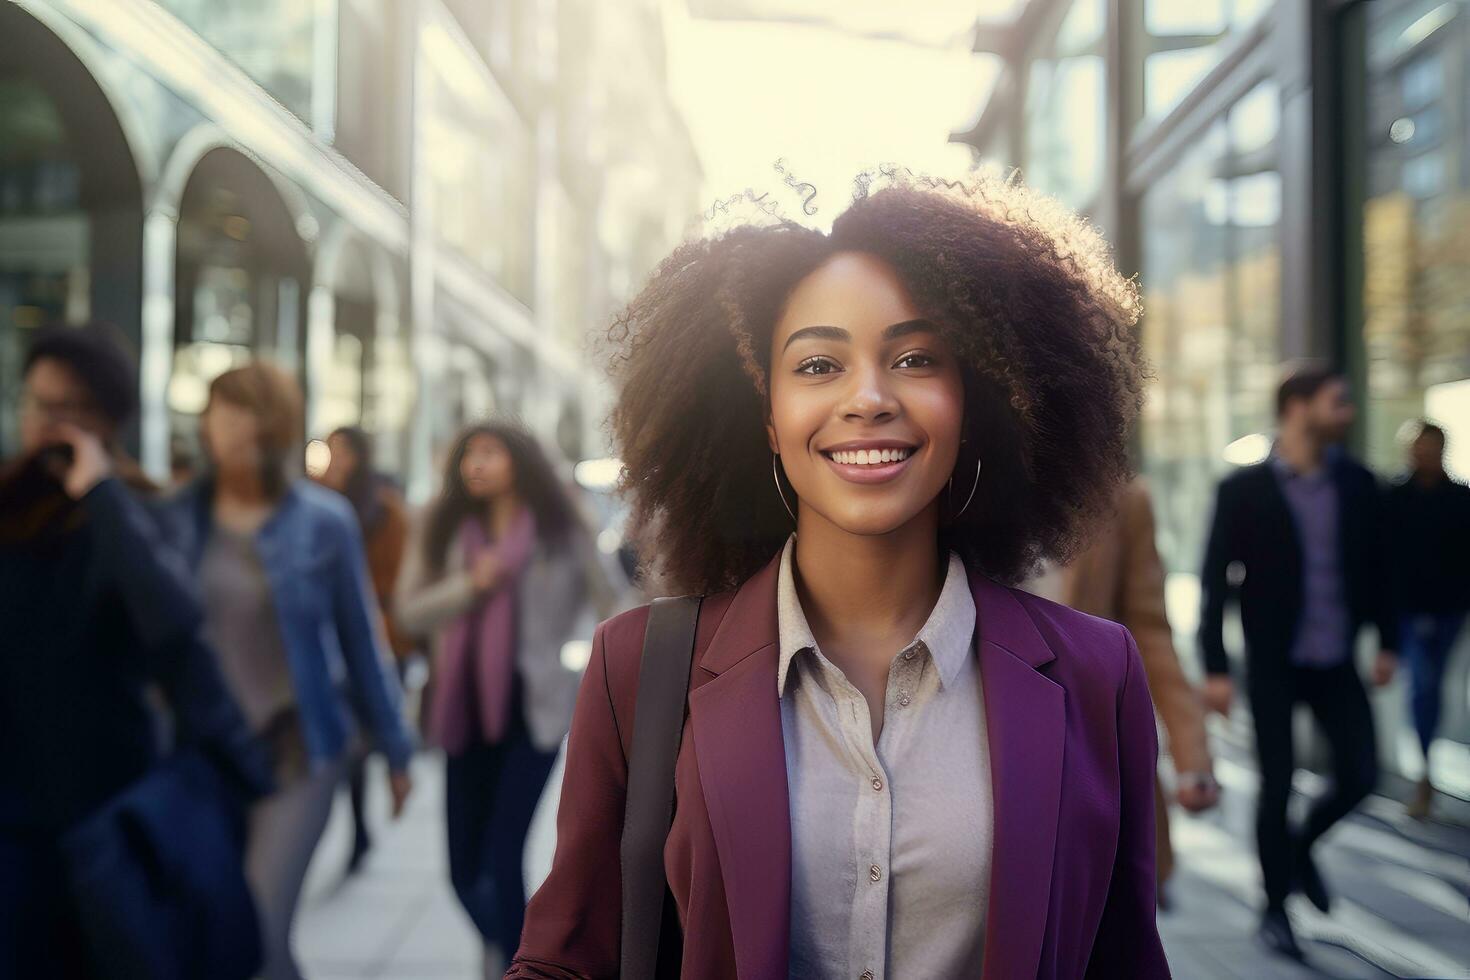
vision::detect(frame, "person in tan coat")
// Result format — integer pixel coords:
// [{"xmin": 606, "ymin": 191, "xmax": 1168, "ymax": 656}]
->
[{"xmin": 1024, "ymin": 475, "xmax": 1218, "ymax": 890}]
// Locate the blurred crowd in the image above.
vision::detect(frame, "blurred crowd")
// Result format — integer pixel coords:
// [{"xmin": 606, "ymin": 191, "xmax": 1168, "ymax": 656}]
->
[
  {"xmin": 1, "ymin": 322, "xmax": 1466, "ymax": 977},
  {"xmin": 1, "ymin": 322, "xmax": 631, "ymax": 980}
]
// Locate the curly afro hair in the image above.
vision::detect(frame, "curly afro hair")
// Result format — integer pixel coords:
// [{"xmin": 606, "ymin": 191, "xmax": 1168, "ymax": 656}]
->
[{"xmin": 607, "ymin": 169, "xmax": 1148, "ymax": 596}]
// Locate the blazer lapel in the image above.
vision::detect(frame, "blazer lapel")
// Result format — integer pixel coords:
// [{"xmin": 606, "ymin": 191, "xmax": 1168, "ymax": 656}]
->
[
  {"xmin": 690, "ymin": 555, "xmax": 790, "ymax": 980},
  {"xmin": 971, "ymin": 569, "xmax": 1066, "ymax": 980},
  {"xmin": 1254, "ymin": 462, "xmax": 1305, "ymax": 590}
]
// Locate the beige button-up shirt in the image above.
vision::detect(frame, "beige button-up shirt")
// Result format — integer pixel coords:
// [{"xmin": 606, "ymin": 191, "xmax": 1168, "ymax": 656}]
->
[{"xmin": 777, "ymin": 536, "xmax": 992, "ymax": 980}]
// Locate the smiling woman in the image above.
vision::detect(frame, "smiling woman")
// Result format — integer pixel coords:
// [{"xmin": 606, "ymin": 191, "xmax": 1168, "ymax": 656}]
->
[
  {"xmin": 510, "ymin": 169, "xmax": 1168, "ymax": 980},
  {"xmin": 608, "ymin": 168, "xmax": 1145, "ymax": 596}
]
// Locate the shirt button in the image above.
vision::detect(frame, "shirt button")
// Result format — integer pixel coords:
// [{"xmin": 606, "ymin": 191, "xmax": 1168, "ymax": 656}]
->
[
  {"xmin": 869, "ymin": 864, "xmax": 882, "ymax": 882},
  {"xmin": 871, "ymin": 776, "xmax": 883, "ymax": 791},
  {"xmin": 898, "ymin": 692, "xmax": 912, "ymax": 707},
  {"xmin": 902, "ymin": 647, "xmax": 916, "ymax": 661}
]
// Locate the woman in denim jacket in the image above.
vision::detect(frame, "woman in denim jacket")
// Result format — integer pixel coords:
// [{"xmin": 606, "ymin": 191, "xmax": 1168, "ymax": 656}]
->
[{"xmin": 167, "ymin": 362, "xmax": 415, "ymax": 980}]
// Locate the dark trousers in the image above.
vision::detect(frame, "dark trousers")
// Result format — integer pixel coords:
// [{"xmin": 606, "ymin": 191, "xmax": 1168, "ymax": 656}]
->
[
  {"xmin": 347, "ymin": 754, "xmax": 370, "ymax": 852},
  {"xmin": 444, "ymin": 712, "xmax": 558, "ymax": 954},
  {"xmin": 1249, "ymin": 661, "xmax": 1378, "ymax": 910},
  {"xmin": 0, "ymin": 831, "xmax": 92, "ymax": 979},
  {"xmin": 1399, "ymin": 612, "xmax": 1467, "ymax": 757}
]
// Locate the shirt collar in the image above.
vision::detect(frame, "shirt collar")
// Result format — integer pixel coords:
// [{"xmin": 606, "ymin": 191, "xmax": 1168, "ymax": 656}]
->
[
  {"xmin": 775, "ymin": 535, "xmax": 977, "ymax": 697},
  {"xmin": 1268, "ymin": 446, "xmax": 1294, "ymax": 480},
  {"xmin": 1268, "ymin": 440, "xmax": 1338, "ymax": 482}
]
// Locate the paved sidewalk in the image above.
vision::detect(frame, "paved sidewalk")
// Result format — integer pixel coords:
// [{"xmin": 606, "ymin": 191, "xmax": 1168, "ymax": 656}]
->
[
  {"xmin": 1156, "ymin": 757, "xmax": 1470, "ymax": 978},
  {"xmin": 295, "ymin": 751, "xmax": 565, "ymax": 979},
  {"xmin": 296, "ymin": 748, "xmax": 1469, "ymax": 979}
]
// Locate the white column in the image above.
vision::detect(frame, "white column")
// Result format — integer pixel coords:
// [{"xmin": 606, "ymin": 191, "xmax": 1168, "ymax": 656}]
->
[
  {"xmin": 406, "ymin": 3, "xmax": 437, "ymax": 505},
  {"xmin": 138, "ymin": 207, "xmax": 177, "ymax": 481},
  {"xmin": 529, "ymin": 111, "xmax": 565, "ymax": 446},
  {"xmin": 311, "ymin": 0, "xmax": 339, "ymax": 142},
  {"xmin": 305, "ymin": 282, "xmax": 335, "ymax": 434},
  {"xmin": 373, "ymin": 304, "xmax": 406, "ymax": 473}
]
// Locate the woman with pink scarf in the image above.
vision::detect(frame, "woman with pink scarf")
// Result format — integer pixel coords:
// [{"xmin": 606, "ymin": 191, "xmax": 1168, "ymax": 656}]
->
[{"xmin": 395, "ymin": 421, "xmax": 614, "ymax": 977}]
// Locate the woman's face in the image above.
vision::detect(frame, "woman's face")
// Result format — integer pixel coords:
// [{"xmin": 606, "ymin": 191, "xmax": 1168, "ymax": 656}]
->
[
  {"xmin": 766, "ymin": 250, "xmax": 965, "ymax": 538},
  {"xmin": 321, "ymin": 432, "xmax": 359, "ymax": 491},
  {"xmin": 202, "ymin": 396, "xmax": 262, "ymax": 472},
  {"xmin": 459, "ymin": 433, "xmax": 515, "ymax": 501}
]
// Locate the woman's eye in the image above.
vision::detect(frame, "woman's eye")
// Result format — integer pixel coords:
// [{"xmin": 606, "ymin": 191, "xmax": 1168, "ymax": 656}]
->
[
  {"xmin": 796, "ymin": 357, "xmax": 840, "ymax": 376},
  {"xmin": 895, "ymin": 352, "xmax": 936, "ymax": 369}
]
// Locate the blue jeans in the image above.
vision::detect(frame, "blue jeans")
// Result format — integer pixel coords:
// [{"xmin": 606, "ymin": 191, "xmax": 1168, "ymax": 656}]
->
[{"xmin": 1399, "ymin": 611, "xmax": 1467, "ymax": 757}]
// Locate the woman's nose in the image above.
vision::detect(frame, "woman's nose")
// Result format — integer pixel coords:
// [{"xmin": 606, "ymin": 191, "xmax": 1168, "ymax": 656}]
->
[{"xmin": 840, "ymin": 364, "xmax": 898, "ymax": 423}]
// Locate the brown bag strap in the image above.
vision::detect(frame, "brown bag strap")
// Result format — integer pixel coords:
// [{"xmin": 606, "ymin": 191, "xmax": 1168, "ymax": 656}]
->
[{"xmin": 620, "ymin": 595, "xmax": 702, "ymax": 980}]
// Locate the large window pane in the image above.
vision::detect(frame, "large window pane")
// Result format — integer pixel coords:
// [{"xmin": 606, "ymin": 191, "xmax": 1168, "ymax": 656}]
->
[
  {"xmin": 1361, "ymin": 0, "xmax": 1470, "ymax": 783},
  {"xmin": 1363, "ymin": 0, "xmax": 1470, "ymax": 479},
  {"xmin": 421, "ymin": 15, "xmax": 535, "ymax": 303},
  {"xmin": 1024, "ymin": 0, "xmax": 1105, "ymax": 211},
  {"xmin": 0, "ymin": 78, "xmax": 88, "ymax": 452},
  {"xmin": 1142, "ymin": 0, "xmax": 1276, "ymax": 123},
  {"xmin": 1140, "ymin": 123, "xmax": 1231, "ymax": 582},
  {"xmin": 154, "ymin": 0, "xmax": 330, "ymax": 127},
  {"xmin": 1138, "ymin": 82, "xmax": 1282, "ymax": 619},
  {"xmin": 335, "ymin": 0, "xmax": 407, "ymax": 199}
]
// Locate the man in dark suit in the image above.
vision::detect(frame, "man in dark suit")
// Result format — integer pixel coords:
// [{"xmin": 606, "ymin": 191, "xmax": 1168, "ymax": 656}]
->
[{"xmin": 1198, "ymin": 365, "xmax": 1397, "ymax": 959}]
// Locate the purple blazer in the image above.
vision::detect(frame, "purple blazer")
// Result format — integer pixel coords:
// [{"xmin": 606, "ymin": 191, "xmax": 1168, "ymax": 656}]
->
[{"xmin": 510, "ymin": 553, "xmax": 1171, "ymax": 979}]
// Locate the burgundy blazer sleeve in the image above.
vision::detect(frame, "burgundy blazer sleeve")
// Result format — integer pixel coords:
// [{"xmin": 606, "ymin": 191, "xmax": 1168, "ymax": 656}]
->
[
  {"xmin": 508, "ymin": 619, "xmax": 631, "ymax": 979},
  {"xmin": 1085, "ymin": 627, "xmax": 1172, "ymax": 978}
]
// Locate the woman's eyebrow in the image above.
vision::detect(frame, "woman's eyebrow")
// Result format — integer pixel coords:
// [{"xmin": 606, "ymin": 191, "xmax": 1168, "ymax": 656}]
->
[
  {"xmin": 882, "ymin": 318, "xmax": 937, "ymax": 341},
  {"xmin": 782, "ymin": 325, "xmax": 849, "ymax": 351},
  {"xmin": 781, "ymin": 318, "xmax": 936, "ymax": 352}
]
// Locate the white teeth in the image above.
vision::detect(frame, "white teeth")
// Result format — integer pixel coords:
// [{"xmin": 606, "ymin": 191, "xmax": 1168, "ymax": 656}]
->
[{"xmin": 830, "ymin": 448, "xmax": 911, "ymax": 465}]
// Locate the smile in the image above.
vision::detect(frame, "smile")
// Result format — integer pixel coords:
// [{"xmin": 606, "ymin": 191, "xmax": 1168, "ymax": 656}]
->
[
  {"xmin": 824, "ymin": 447, "xmax": 912, "ymax": 465},
  {"xmin": 819, "ymin": 443, "xmax": 918, "ymax": 484}
]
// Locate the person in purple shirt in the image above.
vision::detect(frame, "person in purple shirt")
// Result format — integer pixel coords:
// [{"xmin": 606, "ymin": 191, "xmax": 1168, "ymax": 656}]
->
[{"xmin": 1199, "ymin": 365, "xmax": 1397, "ymax": 959}]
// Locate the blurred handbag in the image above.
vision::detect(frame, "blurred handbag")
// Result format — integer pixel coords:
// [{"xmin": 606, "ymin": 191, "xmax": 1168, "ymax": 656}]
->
[{"xmin": 59, "ymin": 750, "xmax": 261, "ymax": 980}]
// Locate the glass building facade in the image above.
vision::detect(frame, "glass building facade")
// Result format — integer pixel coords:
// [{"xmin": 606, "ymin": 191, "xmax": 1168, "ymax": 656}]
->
[
  {"xmin": 1, "ymin": 0, "xmax": 701, "ymax": 492},
  {"xmin": 1138, "ymin": 79, "xmax": 1281, "ymax": 583},
  {"xmin": 958, "ymin": 0, "xmax": 1470, "ymax": 792},
  {"xmin": 1361, "ymin": 1, "xmax": 1470, "ymax": 482}
]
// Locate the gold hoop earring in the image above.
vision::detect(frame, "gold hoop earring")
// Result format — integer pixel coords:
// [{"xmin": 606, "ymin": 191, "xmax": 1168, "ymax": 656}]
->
[
  {"xmin": 772, "ymin": 454, "xmax": 796, "ymax": 523},
  {"xmin": 948, "ymin": 456, "xmax": 983, "ymax": 519}
]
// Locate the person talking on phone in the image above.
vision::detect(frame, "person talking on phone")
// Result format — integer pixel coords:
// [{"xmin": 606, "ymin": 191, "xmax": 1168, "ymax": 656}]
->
[{"xmin": 0, "ymin": 324, "xmax": 268, "ymax": 979}]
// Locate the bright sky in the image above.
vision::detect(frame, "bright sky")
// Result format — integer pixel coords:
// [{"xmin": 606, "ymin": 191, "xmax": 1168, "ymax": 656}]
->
[{"xmin": 662, "ymin": 0, "xmax": 1010, "ymax": 228}]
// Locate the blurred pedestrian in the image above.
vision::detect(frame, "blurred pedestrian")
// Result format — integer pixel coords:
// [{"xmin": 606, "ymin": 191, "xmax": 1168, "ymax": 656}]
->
[
  {"xmin": 316, "ymin": 424, "xmax": 413, "ymax": 873},
  {"xmin": 1024, "ymin": 476, "xmax": 1217, "ymax": 902},
  {"xmin": 1, "ymin": 325, "xmax": 269, "ymax": 979},
  {"xmin": 511, "ymin": 175, "xmax": 1169, "ymax": 977},
  {"xmin": 170, "ymin": 437, "xmax": 199, "ymax": 489},
  {"xmin": 395, "ymin": 420, "xmax": 614, "ymax": 979},
  {"xmin": 1198, "ymin": 364, "xmax": 1397, "ymax": 959},
  {"xmin": 166, "ymin": 362, "xmax": 415, "ymax": 980},
  {"xmin": 1386, "ymin": 420, "xmax": 1470, "ymax": 819}
]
